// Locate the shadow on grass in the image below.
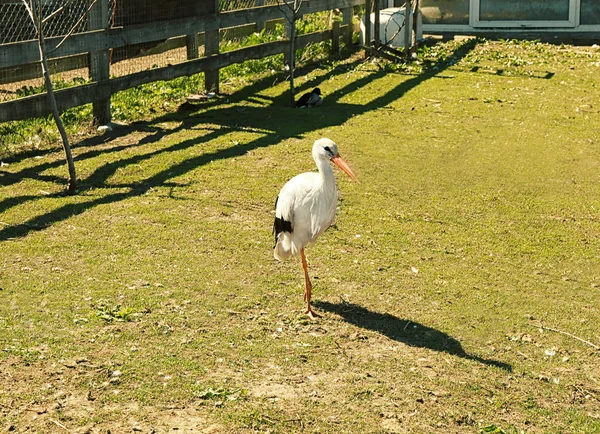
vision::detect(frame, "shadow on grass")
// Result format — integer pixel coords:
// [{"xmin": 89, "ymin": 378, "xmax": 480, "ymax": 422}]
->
[
  {"xmin": 0, "ymin": 40, "xmax": 483, "ymax": 241},
  {"xmin": 315, "ymin": 300, "xmax": 512, "ymax": 371}
]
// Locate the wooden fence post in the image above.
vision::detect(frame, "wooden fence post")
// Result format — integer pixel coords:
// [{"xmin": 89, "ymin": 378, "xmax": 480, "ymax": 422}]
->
[
  {"xmin": 373, "ymin": 0, "xmax": 380, "ymax": 48},
  {"xmin": 88, "ymin": 0, "xmax": 110, "ymax": 125},
  {"xmin": 364, "ymin": 0, "xmax": 372, "ymax": 49},
  {"xmin": 404, "ymin": 0, "xmax": 412, "ymax": 56},
  {"xmin": 342, "ymin": 7, "xmax": 352, "ymax": 47},
  {"xmin": 283, "ymin": 18, "xmax": 292, "ymax": 69},
  {"xmin": 204, "ymin": 0, "xmax": 220, "ymax": 93},
  {"xmin": 186, "ymin": 33, "xmax": 199, "ymax": 60},
  {"xmin": 331, "ymin": 20, "xmax": 340, "ymax": 55},
  {"xmin": 255, "ymin": 0, "xmax": 265, "ymax": 32}
]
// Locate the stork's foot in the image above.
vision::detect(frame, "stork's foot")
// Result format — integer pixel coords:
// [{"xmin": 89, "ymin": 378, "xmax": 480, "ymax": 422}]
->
[{"xmin": 306, "ymin": 308, "xmax": 321, "ymax": 320}]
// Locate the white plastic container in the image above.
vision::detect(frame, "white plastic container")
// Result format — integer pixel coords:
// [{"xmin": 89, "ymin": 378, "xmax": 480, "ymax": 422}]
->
[{"xmin": 360, "ymin": 6, "xmax": 422, "ymax": 48}]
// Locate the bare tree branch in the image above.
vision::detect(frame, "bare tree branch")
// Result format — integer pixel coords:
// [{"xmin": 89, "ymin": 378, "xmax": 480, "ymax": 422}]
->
[
  {"xmin": 43, "ymin": 0, "xmax": 83, "ymax": 24},
  {"xmin": 21, "ymin": 0, "xmax": 78, "ymax": 194},
  {"xmin": 293, "ymin": 0, "xmax": 302, "ymax": 14},
  {"xmin": 48, "ymin": 0, "xmax": 99, "ymax": 53},
  {"xmin": 279, "ymin": 0, "xmax": 294, "ymax": 12},
  {"xmin": 279, "ymin": 0, "xmax": 302, "ymax": 24},
  {"xmin": 529, "ymin": 322, "xmax": 600, "ymax": 351},
  {"xmin": 279, "ymin": 0, "xmax": 295, "ymax": 24},
  {"xmin": 21, "ymin": 0, "xmax": 35, "ymax": 23},
  {"xmin": 277, "ymin": 0, "xmax": 303, "ymax": 106},
  {"xmin": 43, "ymin": 6, "xmax": 65, "ymax": 24}
]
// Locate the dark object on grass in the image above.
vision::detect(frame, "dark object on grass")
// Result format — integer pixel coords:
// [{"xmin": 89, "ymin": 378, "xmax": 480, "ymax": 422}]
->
[{"xmin": 296, "ymin": 88, "xmax": 323, "ymax": 108}]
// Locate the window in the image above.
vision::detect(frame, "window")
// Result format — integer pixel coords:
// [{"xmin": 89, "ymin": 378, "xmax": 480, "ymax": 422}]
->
[
  {"xmin": 421, "ymin": 0, "xmax": 470, "ymax": 25},
  {"xmin": 471, "ymin": 0, "xmax": 577, "ymax": 27}
]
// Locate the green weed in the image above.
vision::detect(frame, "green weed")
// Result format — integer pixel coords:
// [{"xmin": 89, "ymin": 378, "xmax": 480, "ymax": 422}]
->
[{"xmin": 95, "ymin": 304, "xmax": 135, "ymax": 322}]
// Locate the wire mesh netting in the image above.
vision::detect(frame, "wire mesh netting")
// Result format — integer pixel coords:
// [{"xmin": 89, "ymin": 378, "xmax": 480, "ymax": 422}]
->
[
  {"xmin": 0, "ymin": 0, "xmax": 106, "ymax": 44},
  {"xmin": 0, "ymin": 0, "xmax": 115, "ymax": 102},
  {"xmin": 220, "ymin": 0, "xmax": 279, "ymax": 11},
  {"xmin": 0, "ymin": 0, "xmax": 330, "ymax": 105},
  {"xmin": 109, "ymin": 0, "xmax": 217, "ymax": 77},
  {"xmin": 108, "ymin": 0, "xmax": 284, "ymax": 77}
]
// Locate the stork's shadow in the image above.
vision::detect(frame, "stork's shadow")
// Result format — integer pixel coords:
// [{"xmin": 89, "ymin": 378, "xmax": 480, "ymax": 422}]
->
[{"xmin": 314, "ymin": 301, "xmax": 512, "ymax": 371}]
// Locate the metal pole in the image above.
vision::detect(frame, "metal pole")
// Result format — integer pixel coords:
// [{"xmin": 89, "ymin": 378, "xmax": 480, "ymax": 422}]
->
[
  {"xmin": 364, "ymin": 0, "xmax": 372, "ymax": 50},
  {"xmin": 404, "ymin": 0, "xmax": 412, "ymax": 56},
  {"xmin": 374, "ymin": 0, "xmax": 380, "ymax": 48}
]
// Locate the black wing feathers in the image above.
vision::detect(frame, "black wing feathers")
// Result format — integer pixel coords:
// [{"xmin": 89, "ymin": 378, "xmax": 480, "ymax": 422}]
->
[
  {"xmin": 295, "ymin": 92, "xmax": 311, "ymax": 108},
  {"xmin": 273, "ymin": 196, "xmax": 292, "ymax": 247}
]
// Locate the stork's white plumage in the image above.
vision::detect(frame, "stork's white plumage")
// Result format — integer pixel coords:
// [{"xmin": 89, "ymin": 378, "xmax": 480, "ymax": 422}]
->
[{"xmin": 273, "ymin": 138, "xmax": 358, "ymax": 318}]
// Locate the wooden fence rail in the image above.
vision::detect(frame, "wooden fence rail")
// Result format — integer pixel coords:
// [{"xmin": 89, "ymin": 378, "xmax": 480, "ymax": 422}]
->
[{"xmin": 0, "ymin": 0, "xmax": 363, "ymax": 124}]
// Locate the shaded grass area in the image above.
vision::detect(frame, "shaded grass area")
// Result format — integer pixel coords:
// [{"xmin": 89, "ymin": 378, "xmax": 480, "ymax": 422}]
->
[
  {"xmin": 1, "ymin": 39, "xmax": 600, "ymax": 433},
  {"xmin": 0, "ymin": 12, "xmax": 335, "ymax": 159}
]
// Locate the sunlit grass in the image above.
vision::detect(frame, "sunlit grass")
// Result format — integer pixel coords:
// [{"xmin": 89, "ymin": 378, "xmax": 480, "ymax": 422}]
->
[{"xmin": 1, "ymin": 39, "xmax": 600, "ymax": 433}]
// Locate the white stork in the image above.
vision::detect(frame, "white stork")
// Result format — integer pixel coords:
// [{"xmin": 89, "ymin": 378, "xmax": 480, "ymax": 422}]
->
[{"xmin": 273, "ymin": 138, "xmax": 358, "ymax": 318}]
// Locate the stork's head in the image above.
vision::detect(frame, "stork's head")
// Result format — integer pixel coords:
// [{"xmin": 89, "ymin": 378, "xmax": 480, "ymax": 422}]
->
[
  {"xmin": 313, "ymin": 138, "xmax": 358, "ymax": 182},
  {"xmin": 312, "ymin": 88, "xmax": 322, "ymax": 96}
]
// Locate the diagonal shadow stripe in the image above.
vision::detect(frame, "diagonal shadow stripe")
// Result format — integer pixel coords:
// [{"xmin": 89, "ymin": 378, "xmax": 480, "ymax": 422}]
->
[
  {"xmin": 315, "ymin": 300, "xmax": 512, "ymax": 371},
  {"xmin": 1, "ymin": 39, "xmax": 481, "ymax": 241}
]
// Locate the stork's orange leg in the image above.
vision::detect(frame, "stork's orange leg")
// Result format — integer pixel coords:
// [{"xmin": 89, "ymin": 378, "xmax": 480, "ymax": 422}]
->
[{"xmin": 301, "ymin": 248, "xmax": 320, "ymax": 319}]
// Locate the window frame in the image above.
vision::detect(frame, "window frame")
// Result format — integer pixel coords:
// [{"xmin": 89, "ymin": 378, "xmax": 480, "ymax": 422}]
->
[{"xmin": 470, "ymin": 0, "xmax": 579, "ymax": 28}]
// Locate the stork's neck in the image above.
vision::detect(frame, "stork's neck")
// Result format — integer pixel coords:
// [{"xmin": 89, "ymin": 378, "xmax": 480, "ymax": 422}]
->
[{"xmin": 315, "ymin": 157, "xmax": 335, "ymax": 183}]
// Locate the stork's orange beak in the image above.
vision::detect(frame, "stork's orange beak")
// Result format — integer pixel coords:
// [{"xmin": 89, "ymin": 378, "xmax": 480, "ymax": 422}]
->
[{"xmin": 331, "ymin": 154, "xmax": 358, "ymax": 182}]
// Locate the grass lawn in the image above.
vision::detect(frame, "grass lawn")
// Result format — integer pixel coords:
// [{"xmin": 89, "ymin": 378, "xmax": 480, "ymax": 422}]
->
[{"xmin": 1, "ymin": 38, "xmax": 600, "ymax": 433}]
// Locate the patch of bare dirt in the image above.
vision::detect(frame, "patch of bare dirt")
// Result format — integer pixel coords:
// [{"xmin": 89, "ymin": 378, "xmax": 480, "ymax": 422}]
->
[
  {"xmin": 250, "ymin": 382, "xmax": 299, "ymax": 400},
  {"xmin": 1, "ymin": 356, "xmax": 224, "ymax": 434}
]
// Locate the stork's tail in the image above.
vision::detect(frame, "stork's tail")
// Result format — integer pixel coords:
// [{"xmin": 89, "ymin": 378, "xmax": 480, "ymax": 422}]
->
[
  {"xmin": 273, "ymin": 197, "xmax": 296, "ymax": 260},
  {"xmin": 273, "ymin": 232, "xmax": 296, "ymax": 261}
]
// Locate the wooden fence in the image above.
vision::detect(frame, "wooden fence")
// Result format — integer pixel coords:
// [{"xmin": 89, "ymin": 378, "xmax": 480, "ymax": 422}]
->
[{"xmin": 0, "ymin": 0, "xmax": 364, "ymax": 125}]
